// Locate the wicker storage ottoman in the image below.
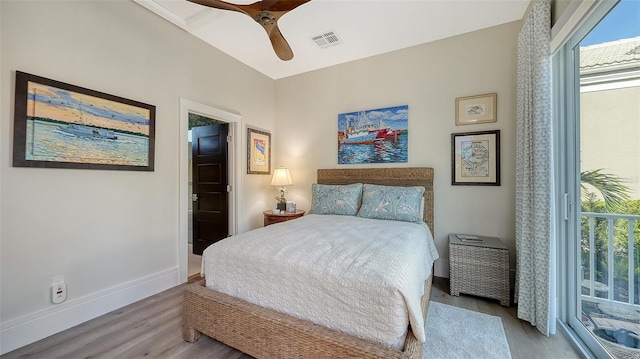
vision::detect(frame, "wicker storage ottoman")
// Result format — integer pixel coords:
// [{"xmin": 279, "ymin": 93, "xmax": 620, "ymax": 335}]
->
[{"xmin": 449, "ymin": 234, "xmax": 510, "ymax": 306}]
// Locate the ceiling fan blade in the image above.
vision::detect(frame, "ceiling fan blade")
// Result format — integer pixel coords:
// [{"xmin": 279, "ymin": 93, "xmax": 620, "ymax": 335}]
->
[
  {"xmin": 188, "ymin": 0, "xmax": 310, "ymax": 61},
  {"xmin": 259, "ymin": 0, "xmax": 311, "ymax": 12},
  {"xmin": 186, "ymin": 0, "xmax": 259, "ymax": 17},
  {"xmin": 268, "ymin": 24, "xmax": 294, "ymax": 61}
]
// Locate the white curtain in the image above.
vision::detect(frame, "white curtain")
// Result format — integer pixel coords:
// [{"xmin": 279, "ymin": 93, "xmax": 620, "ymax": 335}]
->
[{"xmin": 515, "ymin": 0, "xmax": 554, "ymax": 336}]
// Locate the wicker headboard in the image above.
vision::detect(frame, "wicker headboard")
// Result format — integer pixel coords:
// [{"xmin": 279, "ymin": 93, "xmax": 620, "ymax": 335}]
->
[{"xmin": 317, "ymin": 167, "xmax": 434, "ymax": 233}]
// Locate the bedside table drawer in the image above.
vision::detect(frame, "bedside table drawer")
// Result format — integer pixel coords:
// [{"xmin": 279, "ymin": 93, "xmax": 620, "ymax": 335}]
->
[
  {"xmin": 263, "ymin": 210, "xmax": 305, "ymax": 226},
  {"xmin": 264, "ymin": 215, "xmax": 287, "ymax": 226}
]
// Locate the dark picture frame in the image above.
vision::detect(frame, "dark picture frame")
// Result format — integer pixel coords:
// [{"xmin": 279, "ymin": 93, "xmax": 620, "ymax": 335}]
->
[
  {"xmin": 247, "ymin": 127, "xmax": 271, "ymax": 175},
  {"xmin": 13, "ymin": 71, "xmax": 155, "ymax": 171},
  {"xmin": 451, "ymin": 130, "xmax": 500, "ymax": 186}
]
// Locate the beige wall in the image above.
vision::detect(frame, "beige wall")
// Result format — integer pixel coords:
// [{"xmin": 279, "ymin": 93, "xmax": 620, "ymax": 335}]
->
[
  {"xmin": 274, "ymin": 20, "xmax": 521, "ymax": 277},
  {"xmin": 552, "ymin": 0, "xmax": 573, "ymax": 25},
  {"xmin": 0, "ymin": 0, "xmax": 274, "ymax": 352},
  {"xmin": 581, "ymin": 86, "xmax": 640, "ymax": 199},
  {"xmin": 2, "ymin": 1, "xmax": 524, "ymax": 352}
]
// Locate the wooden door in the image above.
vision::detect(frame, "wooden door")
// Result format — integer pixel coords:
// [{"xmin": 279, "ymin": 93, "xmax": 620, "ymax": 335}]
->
[{"xmin": 192, "ymin": 124, "xmax": 229, "ymax": 255}]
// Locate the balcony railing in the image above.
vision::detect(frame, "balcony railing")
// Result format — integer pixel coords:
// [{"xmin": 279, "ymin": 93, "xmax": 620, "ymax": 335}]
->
[
  {"xmin": 581, "ymin": 211, "xmax": 640, "ymax": 308},
  {"xmin": 581, "ymin": 212, "xmax": 640, "ymax": 357}
]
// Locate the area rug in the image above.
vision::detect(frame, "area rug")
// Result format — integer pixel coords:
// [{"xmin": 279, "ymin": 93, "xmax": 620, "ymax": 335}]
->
[{"xmin": 423, "ymin": 302, "xmax": 511, "ymax": 359}]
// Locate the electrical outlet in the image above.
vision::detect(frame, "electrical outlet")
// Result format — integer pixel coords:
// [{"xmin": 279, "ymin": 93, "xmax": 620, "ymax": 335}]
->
[{"xmin": 51, "ymin": 282, "xmax": 67, "ymax": 304}]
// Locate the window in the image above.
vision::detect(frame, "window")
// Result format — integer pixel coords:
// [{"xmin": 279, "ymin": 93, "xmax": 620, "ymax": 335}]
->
[{"xmin": 555, "ymin": 1, "xmax": 640, "ymax": 357}]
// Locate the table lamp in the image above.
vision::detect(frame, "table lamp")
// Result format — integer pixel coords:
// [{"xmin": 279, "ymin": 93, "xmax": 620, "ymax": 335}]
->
[{"xmin": 271, "ymin": 166, "xmax": 292, "ymax": 211}]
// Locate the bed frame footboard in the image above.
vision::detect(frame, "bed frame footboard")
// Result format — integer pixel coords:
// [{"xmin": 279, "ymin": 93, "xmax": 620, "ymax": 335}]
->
[{"xmin": 182, "ymin": 275, "xmax": 432, "ymax": 359}]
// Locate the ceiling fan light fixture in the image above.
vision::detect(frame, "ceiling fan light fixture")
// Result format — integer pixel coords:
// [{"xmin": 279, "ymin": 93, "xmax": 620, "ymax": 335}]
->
[{"xmin": 312, "ymin": 30, "xmax": 342, "ymax": 49}]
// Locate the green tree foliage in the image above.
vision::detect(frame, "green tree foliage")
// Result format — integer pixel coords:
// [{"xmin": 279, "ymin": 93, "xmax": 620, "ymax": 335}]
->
[
  {"xmin": 580, "ymin": 170, "xmax": 636, "ymax": 302},
  {"xmin": 581, "ymin": 169, "xmax": 631, "ymax": 213}
]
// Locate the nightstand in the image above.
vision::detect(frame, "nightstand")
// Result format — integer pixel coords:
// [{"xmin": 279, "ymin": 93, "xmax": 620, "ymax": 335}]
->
[
  {"xmin": 449, "ymin": 234, "xmax": 510, "ymax": 306},
  {"xmin": 263, "ymin": 210, "xmax": 305, "ymax": 226}
]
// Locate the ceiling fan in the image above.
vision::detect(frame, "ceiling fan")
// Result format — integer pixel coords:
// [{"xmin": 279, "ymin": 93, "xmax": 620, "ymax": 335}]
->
[{"xmin": 187, "ymin": 0, "xmax": 311, "ymax": 61}]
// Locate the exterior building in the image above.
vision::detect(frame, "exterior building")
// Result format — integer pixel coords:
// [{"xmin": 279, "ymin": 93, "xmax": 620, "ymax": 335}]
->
[{"xmin": 580, "ymin": 36, "xmax": 640, "ymax": 200}]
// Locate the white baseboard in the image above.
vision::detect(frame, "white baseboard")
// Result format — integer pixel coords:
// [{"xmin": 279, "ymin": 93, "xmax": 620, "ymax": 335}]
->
[
  {"xmin": 435, "ymin": 258, "xmax": 449, "ymax": 278},
  {"xmin": 0, "ymin": 266, "xmax": 180, "ymax": 355}
]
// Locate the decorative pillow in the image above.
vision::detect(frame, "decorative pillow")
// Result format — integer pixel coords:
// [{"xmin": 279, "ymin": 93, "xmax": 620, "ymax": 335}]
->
[
  {"xmin": 309, "ymin": 183, "xmax": 363, "ymax": 216},
  {"xmin": 357, "ymin": 184, "xmax": 425, "ymax": 223}
]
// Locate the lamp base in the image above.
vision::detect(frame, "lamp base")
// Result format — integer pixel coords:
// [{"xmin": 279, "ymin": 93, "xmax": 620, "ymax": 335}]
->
[{"xmin": 276, "ymin": 202, "xmax": 287, "ymax": 211}]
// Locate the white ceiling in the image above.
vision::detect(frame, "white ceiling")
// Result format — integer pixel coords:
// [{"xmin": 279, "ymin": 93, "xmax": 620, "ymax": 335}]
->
[{"xmin": 134, "ymin": 0, "xmax": 529, "ymax": 80}]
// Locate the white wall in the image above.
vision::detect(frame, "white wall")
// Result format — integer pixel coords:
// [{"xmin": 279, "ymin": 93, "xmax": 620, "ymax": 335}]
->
[
  {"xmin": 0, "ymin": 1, "xmax": 275, "ymax": 353},
  {"xmin": 274, "ymin": 21, "xmax": 521, "ymax": 278}
]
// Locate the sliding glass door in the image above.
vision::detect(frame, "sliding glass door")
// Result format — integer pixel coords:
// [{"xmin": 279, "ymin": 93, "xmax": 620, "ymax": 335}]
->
[{"xmin": 558, "ymin": 1, "xmax": 640, "ymax": 357}]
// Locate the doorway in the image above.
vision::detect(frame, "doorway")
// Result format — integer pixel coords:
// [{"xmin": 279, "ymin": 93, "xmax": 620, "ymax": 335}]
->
[
  {"xmin": 190, "ymin": 118, "xmax": 230, "ymax": 258},
  {"xmin": 188, "ymin": 119, "xmax": 230, "ymax": 280},
  {"xmin": 179, "ymin": 98, "xmax": 241, "ymax": 282}
]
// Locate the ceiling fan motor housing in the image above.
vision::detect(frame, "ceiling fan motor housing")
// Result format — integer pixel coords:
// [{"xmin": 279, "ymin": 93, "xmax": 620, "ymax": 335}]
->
[{"xmin": 255, "ymin": 11, "xmax": 276, "ymax": 25}]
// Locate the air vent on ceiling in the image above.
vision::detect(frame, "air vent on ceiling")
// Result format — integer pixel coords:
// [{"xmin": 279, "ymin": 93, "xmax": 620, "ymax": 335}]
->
[{"xmin": 312, "ymin": 31, "xmax": 342, "ymax": 49}]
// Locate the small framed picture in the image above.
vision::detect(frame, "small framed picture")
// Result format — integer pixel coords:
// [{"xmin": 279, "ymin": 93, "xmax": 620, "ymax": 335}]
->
[
  {"xmin": 451, "ymin": 130, "xmax": 500, "ymax": 186},
  {"xmin": 247, "ymin": 127, "xmax": 271, "ymax": 175},
  {"xmin": 455, "ymin": 93, "xmax": 497, "ymax": 125}
]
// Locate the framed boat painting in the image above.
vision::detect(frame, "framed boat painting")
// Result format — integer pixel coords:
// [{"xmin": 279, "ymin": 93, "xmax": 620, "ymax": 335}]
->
[
  {"xmin": 337, "ymin": 105, "xmax": 408, "ymax": 164},
  {"xmin": 451, "ymin": 130, "xmax": 500, "ymax": 186},
  {"xmin": 12, "ymin": 71, "xmax": 156, "ymax": 171}
]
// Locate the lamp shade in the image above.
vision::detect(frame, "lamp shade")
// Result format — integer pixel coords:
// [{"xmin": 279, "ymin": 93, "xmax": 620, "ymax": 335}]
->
[{"xmin": 271, "ymin": 167, "xmax": 292, "ymax": 186}]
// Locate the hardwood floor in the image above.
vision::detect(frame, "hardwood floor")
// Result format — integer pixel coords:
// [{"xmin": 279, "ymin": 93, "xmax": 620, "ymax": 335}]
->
[{"xmin": 2, "ymin": 277, "xmax": 581, "ymax": 359}]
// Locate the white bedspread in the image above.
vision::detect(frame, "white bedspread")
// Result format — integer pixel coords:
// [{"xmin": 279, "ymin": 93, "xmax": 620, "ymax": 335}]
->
[{"xmin": 201, "ymin": 214, "xmax": 439, "ymax": 349}]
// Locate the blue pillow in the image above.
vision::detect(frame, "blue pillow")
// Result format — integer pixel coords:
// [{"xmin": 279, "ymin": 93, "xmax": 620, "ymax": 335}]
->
[
  {"xmin": 309, "ymin": 183, "xmax": 363, "ymax": 216},
  {"xmin": 357, "ymin": 184, "xmax": 425, "ymax": 223}
]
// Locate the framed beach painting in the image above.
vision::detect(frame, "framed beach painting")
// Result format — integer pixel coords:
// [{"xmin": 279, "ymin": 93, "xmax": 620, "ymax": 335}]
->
[
  {"xmin": 451, "ymin": 130, "xmax": 500, "ymax": 186},
  {"xmin": 337, "ymin": 105, "xmax": 408, "ymax": 164},
  {"xmin": 455, "ymin": 93, "xmax": 497, "ymax": 125},
  {"xmin": 247, "ymin": 127, "xmax": 271, "ymax": 174},
  {"xmin": 12, "ymin": 71, "xmax": 155, "ymax": 171}
]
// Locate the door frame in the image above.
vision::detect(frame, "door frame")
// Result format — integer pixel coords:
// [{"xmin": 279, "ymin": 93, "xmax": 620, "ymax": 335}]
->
[{"xmin": 178, "ymin": 98, "xmax": 242, "ymax": 282}]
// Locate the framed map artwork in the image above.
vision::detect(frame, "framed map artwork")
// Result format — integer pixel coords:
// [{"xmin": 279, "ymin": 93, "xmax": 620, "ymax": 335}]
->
[{"xmin": 451, "ymin": 130, "xmax": 500, "ymax": 186}]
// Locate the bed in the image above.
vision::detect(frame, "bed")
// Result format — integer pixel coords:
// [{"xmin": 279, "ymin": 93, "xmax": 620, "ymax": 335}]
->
[{"xmin": 183, "ymin": 167, "xmax": 436, "ymax": 358}]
